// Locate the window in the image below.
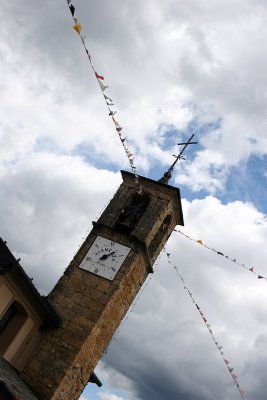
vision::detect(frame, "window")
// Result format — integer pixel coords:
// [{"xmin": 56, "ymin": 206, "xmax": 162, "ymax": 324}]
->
[
  {"xmin": 0, "ymin": 301, "xmax": 28, "ymax": 356},
  {"xmin": 0, "ymin": 304, "xmax": 17, "ymax": 335},
  {"xmin": 116, "ymin": 193, "xmax": 150, "ymax": 234}
]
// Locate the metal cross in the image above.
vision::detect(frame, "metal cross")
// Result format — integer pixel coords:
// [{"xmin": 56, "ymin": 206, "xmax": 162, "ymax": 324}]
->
[
  {"xmin": 167, "ymin": 133, "xmax": 198, "ymax": 174},
  {"xmin": 158, "ymin": 133, "xmax": 198, "ymax": 184}
]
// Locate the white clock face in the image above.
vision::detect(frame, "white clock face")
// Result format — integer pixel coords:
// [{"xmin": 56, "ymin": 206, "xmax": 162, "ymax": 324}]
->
[{"xmin": 79, "ymin": 236, "xmax": 131, "ymax": 281}]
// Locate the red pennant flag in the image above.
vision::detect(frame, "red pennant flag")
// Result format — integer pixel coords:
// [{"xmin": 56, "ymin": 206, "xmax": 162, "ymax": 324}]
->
[
  {"xmin": 116, "ymin": 127, "xmax": 122, "ymax": 132},
  {"xmin": 127, "ymin": 153, "xmax": 133, "ymax": 158},
  {"xmin": 239, "ymin": 389, "xmax": 245, "ymax": 396},
  {"xmin": 95, "ymin": 72, "xmax": 104, "ymax": 80},
  {"xmin": 224, "ymin": 359, "xmax": 230, "ymax": 365},
  {"xmin": 231, "ymin": 374, "xmax": 237, "ymax": 380},
  {"xmin": 249, "ymin": 267, "xmax": 254, "ymax": 272}
]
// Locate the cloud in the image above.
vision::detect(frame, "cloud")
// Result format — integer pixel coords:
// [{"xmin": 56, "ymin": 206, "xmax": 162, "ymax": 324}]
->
[
  {"xmin": 0, "ymin": 154, "xmax": 121, "ymax": 293},
  {"xmin": 98, "ymin": 393, "xmax": 125, "ymax": 400}
]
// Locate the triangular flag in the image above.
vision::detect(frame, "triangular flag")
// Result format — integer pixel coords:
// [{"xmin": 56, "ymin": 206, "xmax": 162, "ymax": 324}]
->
[
  {"xmin": 112, "ymin": 118, "xmax": 120, "ymax": 127},
  {"xmin": 258, "ymin": 275, "xmax": 264, "ymax": 279},
  {"xmin": 73, "ymin": 17, "xmax": 78, "ymax": 24},
  {"xmin": 197, "ymin": 240, "xmax": 203, "ymax": 245},
  {"xmin": 104, "ymin": 94, "xmax": 113, "ymax": 102},
  {"xmin": 218, "ymin": 346, "xmax": 223, "ymax": 350},
  {"xmin": 224, "ymin": 359, "xmax": 230, "ymax": 365},
  {"xmin": 217, "ymin": 251, "xmax": 224, "ymax": 256},
  {"xmin": 231, "ymin": 374, "xmax": 238, "ymax": 380},
  {"xmin": 98, "ymin": 79, "xmax": 108, "ymax": 92},
  {"xmin": 95, "ymin": 72, "xmax": 104, "ymax": 80},
  {"xmin": 69, "ymin": 4, "xmax": 75, "ymax": 16},
  {"xmin": 249, "ymin": 267, "xmax": 254, "ymax": 272},
  {"xmin": 232, "ymin": 258, "xmax": 237, "ymax": 262},
  {"xmin": 203, "ymin": 317, "xmax": 207, "ymax": 323},
  {"xmin": 196, "ymin": 304, "xmax": 200, "ymax": 310},
  {"xmin": 73, "ymin": 23, "xmax": 81, "ymax": 34},
  {"xmin": 121, "ymin": 138, "xmax": 126, "ymax": 143},
  {"xmin": 239, "ymin": 389, "xmax": 245, "ymax": 396},
  {"xmin": 127, "ymin": 153, "xmax": 133, "ymax": 158},
  {"xmin": 116, "ymin": 127, "xmax": 122, "ymax": 132},
  {"xmin": 228, "ymin": 367, "xmax": 234, "ymax": 373},
  {"xmin": 109, "ymin": 110, "xmax": 117, "ymax": 116}
]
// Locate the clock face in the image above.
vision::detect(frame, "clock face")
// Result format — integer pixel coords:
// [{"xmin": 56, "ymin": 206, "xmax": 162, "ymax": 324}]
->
[{"xmin": 79, "ymin": 236, "xmax": 131, "ymax": 281}]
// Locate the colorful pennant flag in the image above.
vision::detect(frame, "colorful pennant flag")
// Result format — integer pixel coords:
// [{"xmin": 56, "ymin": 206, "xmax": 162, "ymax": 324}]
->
[
  {"xmin": 69, "ymin": 4, "xmax": 75, "ymax": 16},
  {"xmin": 73, "ymin": 23, "xmax": 81, "ymax": 34},
  {"xmin": 97, "ymin": 79, "xmax": 109, "ymax": 92},
  {"xmin": 95, "ymin": 72, "xmax": 104, "ymax": 80}
]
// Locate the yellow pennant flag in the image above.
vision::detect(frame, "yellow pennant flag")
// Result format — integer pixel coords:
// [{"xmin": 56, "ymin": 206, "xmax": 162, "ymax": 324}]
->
[
  {"xmin": 73, "ymin": 23, "xmax": 81, "ymax": 34},
  {"xmin": 197, "ymin": 240, "xmax": 203, "ymax": 245}
]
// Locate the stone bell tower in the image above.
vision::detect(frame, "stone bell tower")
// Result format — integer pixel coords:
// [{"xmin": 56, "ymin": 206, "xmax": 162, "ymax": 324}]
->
[{"xmin": 21, "ymin": 170, "xmax": 184, "ymax": 400}]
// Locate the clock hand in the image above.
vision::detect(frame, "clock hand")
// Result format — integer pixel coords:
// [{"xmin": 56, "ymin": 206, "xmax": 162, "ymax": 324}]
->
[{"xmin": 99, "ymin": 251, "xmax": 115, "ymax": 261}]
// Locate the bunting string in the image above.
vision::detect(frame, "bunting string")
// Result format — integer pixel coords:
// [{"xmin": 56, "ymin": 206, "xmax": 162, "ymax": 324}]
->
[
  {"xmin": 175, "ymin": 229, "xmax": 266, "ymax": 281},
  {"xmin": 65, "ymin": 0, "xmax": 143, "ymax": 194},
  {"xmin": 165, "ymin": 250, "xmax": 245, "ymax": 399}
]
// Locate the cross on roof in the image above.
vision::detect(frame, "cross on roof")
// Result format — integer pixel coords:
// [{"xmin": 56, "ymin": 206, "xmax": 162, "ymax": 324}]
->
[{"xmin": 158, "ymin": 133, "xmax": 198, "ymax": 184}]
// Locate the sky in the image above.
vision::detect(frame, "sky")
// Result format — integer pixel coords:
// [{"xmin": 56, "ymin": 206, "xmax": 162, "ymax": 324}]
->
[{"xmin": 0, "ymin": 0, "xmax": 267, "ymax": 399}]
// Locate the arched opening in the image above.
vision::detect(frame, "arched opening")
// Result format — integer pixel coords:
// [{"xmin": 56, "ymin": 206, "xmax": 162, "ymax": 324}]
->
[
  {"xmin": 0, "ymin": 301, "xmax": 28, "ymax": 356},
  {"xmin": 116, "ymin": 192, "xmax": 150, "ymax": 234}
]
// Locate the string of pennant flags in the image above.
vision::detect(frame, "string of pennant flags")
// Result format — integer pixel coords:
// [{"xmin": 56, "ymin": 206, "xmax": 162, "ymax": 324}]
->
[
  {"xmin": 175, "ymin": 229, "xmax": 267, "ymax": 281},
  {"xmin": 165, "ymin": 250, "xmax": 245, "ymax": 399},
  {"xmin": 65, "ymin": 0, "xmax": 143, "ymax": 195}
]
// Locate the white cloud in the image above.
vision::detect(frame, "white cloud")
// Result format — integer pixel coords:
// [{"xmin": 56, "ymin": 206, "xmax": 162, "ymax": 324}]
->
[{"xmin": 98, "ymin": 393, "xmax": 125, "ymax": 400}]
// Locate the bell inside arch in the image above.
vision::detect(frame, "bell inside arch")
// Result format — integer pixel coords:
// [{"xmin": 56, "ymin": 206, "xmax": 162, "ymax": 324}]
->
[{"xmin": 116, "ymin": 193, "xmax": 150, "ymax": 234}]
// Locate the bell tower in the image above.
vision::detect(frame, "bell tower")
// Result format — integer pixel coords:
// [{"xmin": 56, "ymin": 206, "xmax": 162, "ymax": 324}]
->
[{"xmin": 21, "ymin": 170, "xmax": 184, "ymax": 400}]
